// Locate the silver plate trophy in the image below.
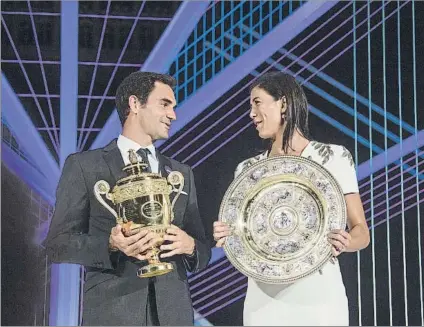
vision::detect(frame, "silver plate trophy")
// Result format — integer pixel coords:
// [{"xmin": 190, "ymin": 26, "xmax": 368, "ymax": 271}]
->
[{"xmin": 219, "ymin": 155, "xmax": 347, "ymax": 284}]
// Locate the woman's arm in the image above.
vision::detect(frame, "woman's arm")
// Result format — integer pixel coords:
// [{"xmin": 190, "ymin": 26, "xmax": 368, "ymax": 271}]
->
[
  {"xmin": 328, "ymin": 193, "xmax": 370, "ymax": 256},
  {"xmin": 344, "ymin": 193, "xmax": 370, "ymax": 251}
]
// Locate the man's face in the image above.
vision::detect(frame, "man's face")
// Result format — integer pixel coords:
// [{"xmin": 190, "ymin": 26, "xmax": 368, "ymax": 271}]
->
[{"xmin": 135, "ymin": 82, "xmax": 177, "ymax": 141}]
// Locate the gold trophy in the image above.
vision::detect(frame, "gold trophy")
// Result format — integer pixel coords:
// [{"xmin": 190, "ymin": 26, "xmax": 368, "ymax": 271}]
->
[{"xmin": 94, "ymin": 149, "xmax": 184, "ymax": 278}]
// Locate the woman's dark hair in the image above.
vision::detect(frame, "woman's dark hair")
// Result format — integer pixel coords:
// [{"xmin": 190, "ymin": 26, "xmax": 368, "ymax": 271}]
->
[
  {"xmin": 250, "ymin": 71, "xmax": 310, "ymax": 153},
  {"xmin": 115, "ymin": 71, "xmax": 176, "ymax": 125}
]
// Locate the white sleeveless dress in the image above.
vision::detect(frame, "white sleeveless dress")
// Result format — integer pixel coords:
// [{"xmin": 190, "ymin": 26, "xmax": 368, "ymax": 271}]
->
[{"xmin": 234, "ymin": 142, "xmax": 359, "ymax": 326}]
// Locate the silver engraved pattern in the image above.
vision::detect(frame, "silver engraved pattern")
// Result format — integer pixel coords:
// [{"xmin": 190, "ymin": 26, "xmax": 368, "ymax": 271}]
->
[{"xmin": 220, "ymin": 155, "xmax": 346, "ymax": 284}]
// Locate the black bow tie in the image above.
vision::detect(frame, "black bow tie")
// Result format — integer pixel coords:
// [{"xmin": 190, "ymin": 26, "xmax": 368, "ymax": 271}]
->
[{"xmin": 136, "ymin": 148, "xmax": 151, "ymax": 173}]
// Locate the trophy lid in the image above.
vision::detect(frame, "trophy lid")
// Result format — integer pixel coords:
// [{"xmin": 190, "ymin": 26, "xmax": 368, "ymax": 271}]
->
[
  {"xmin": 121, "ymin": 149, "xmax": 149, "ymax": 176},
  {"xmin": 114, "ymin": 149, "xmax": 163, "ymax": 187}
]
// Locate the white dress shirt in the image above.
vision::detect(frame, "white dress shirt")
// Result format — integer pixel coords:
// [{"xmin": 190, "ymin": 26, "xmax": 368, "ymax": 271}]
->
[{"xmin": 116, "ymin": 134, "xmax": 159, "ymax": 174}]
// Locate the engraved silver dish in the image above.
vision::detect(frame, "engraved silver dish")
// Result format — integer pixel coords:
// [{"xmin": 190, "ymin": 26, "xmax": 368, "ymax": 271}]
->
[{"xmin": 219, "ymin": 155, "xmax": 346, "ymax": 284}]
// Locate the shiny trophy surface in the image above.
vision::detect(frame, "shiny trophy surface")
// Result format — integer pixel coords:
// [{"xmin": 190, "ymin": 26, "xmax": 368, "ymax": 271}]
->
[
  {"xmin": 94, "ymin": 149, "xmax": 184, "ymax": 278},
  {"xmin": 219, "ymin": 155, "xmax": 347, "ymax": 284}
]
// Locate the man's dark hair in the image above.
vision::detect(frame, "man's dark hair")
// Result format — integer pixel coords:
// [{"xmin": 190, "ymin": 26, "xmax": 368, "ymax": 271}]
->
[
  {"xmin": 250, "ymin": 71, "xmax": 310, "ymax": 153},
  {"xmin": 115, "ymin": 71, "xmax": 176, "ymax": 125}
]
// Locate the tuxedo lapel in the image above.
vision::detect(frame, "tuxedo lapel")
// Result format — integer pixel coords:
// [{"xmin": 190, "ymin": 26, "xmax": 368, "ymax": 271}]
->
[
  {"xmin": 102, "ymin": 140, "xmax": 126, "ymax": 183},
  {"xmin": 157, "ymin": 151, "xmax": 172, "ymax": 178}
]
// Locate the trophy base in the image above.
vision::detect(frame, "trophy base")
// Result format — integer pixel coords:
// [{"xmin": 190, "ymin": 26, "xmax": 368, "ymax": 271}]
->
[{"xmin": 137, "ymin": 262, "xmax": 174, "ymax": 278}]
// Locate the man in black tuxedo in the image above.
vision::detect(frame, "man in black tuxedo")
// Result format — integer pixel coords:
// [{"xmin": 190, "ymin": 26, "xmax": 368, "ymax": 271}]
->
[{"xmin": 46, "ymin": 72, "xmax": 211, "ymax": 326}]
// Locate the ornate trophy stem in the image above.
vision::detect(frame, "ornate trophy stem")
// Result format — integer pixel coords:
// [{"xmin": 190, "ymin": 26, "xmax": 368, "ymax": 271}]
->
[{"xmin": 137, "ymin": 245, "xmax": 173, "ymax": 278}]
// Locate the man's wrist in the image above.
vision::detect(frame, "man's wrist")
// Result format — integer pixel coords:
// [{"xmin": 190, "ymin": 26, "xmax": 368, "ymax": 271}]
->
[
  {"xmin": 186, "ymin": 239, "xmax": 196, "ymax": 257},
  {"xmin": 109, "ymin": 238, "xmax": 119, "ymax": 252}
]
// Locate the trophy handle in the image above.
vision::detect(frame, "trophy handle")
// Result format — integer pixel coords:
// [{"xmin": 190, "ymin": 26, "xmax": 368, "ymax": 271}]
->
[
  {"xmin": 94, "ymin": 180, "xmax": 120, "ymax": 223},
  {"xmin": 167, "ymin": 171, "xmax": 185, "ymax": 210}
]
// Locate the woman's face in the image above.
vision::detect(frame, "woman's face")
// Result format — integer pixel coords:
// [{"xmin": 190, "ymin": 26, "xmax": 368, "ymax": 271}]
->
[{"xmin": 249, "ymin": 86, "xmax": 285, "ymax": 139}]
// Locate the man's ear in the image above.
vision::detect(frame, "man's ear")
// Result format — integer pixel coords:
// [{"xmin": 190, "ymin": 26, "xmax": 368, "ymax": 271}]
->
[{"xmin": 128, "ymin": 95, "xmax": 139, "ymax": 114}]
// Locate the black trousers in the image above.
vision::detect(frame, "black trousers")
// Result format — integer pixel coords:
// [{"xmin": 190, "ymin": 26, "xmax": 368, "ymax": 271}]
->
[{"xmin": 146, "ymin": 278, "xmax": 160, "ymax": 326}]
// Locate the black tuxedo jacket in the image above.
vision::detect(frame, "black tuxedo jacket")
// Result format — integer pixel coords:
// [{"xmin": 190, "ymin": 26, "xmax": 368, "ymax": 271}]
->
[{"xmin": 46, "ymin": 139, "xmax": 211, "ymax": 326}]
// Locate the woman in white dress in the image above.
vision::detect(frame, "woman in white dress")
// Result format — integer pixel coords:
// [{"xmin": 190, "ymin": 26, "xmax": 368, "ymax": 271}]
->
[{"xmin": 213, "ymin": 72, "xmax": 370, "ymax": 326}]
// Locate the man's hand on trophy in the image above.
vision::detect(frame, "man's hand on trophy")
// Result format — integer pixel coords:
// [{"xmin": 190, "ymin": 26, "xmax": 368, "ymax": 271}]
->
[
  {"xmin": 213, "ymin": 221, "xmax": 232, "ymax": 247},
  {"xmin": 109, "ymin": 225, "xmax": 163, "ymax": 261},
  {"xmin": 159, "ymin": 225, "xmax": 195, "ymax": 258}
]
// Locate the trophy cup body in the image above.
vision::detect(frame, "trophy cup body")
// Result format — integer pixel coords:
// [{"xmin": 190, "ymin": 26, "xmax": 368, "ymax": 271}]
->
[{"xmin": 94, "ymin": 149, "xmax": 184, "ymax": 278}]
